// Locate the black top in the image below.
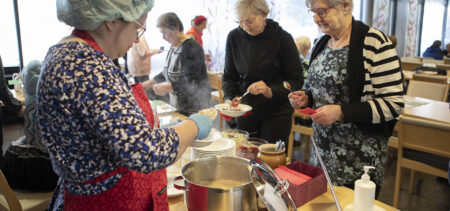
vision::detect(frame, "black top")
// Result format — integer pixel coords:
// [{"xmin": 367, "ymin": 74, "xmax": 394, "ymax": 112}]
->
[
  {"xmin": 223, "ymin": 19, "xmax": 302, "ymax": 118},
  {"xmin": 0, "ymin": 56, "xmax": 22, "ymax": 114},
  {"xmin": 155, "ymin": 38, "xmax": 211, "ymax": 114}
]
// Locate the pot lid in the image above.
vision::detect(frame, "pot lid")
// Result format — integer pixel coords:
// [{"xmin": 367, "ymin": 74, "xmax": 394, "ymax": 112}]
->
[{"xmin": 249, "ymin": 158, "xmax": 296, "ymax": 211}]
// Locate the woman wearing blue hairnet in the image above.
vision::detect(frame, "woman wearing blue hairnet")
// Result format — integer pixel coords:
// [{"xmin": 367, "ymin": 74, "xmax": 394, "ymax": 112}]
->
[{"xmin": 37, "ymin": 0, "xmax": 212, "ymax": 210}]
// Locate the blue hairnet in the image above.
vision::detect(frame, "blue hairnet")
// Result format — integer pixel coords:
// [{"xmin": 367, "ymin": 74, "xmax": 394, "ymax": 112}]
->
[{"xmin": 56, "ymin": 0, "xmax": 154, "ymax": 31}]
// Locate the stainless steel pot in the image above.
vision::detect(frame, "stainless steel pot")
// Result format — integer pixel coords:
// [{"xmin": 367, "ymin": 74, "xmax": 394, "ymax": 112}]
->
[{"xmin": 173, "ymin": 156, "xmax": 257, "ymax": 211}]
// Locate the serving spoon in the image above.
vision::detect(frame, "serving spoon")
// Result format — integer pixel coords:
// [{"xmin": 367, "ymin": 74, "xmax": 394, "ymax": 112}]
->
[
  {"xmin": 231, "ymin": 90, "xmax": 250, "ymax": 108},
  {"xmin": 283, "ymin": 81, "xmax": 292, "ymax": 93}
]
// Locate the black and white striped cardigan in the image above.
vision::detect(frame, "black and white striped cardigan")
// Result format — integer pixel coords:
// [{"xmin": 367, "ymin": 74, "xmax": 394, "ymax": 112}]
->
[{"xmin": 307, "ymin": 19, "xmax": 404, "ymax": 137}]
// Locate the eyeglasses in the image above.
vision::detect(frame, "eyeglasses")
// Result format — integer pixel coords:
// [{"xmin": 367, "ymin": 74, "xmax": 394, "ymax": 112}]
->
[
  {"xmin": 308, "ymin": 7, "xmax": 333, "ymax": 18},
  {"xmin": 235, "ymin": 15, "xmax": 259, "ymax": 26},
  {"xmin": 134, "ymin": 21, "xmax": 147, "ymax": 39}
]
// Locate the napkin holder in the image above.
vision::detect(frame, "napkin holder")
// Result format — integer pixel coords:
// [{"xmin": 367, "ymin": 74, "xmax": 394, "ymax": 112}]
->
[{"xmin": 285, "ymin": 161, "xmax": 327, "ymax": 207}]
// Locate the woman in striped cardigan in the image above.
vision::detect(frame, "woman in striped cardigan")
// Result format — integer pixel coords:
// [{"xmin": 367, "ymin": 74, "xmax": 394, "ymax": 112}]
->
[{"xmin": 289, "ymin": 0, "xmax": 404, "ymax": 198}]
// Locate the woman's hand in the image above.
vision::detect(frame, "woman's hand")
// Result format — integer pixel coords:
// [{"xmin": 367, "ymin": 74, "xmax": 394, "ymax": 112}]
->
[
  {"xmin": 153, "ymin": 82, "xmax": 172, "ymax": 96},
  {"xmin": 288, "ymin": 91, "xmax": 308, "ymax": 109},
  {"xmin": 247, "ymin": 81, "xmax": 272, "ymax": 98},
  {"xmin": 310, "ymin": 105, "xmax": 342, "ymax": 125}
]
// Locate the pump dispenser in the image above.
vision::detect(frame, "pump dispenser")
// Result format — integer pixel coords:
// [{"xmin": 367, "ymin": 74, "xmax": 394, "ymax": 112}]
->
[{"xmin": 353, "ymin": 166, "xmax": 376, "ymax": 211}]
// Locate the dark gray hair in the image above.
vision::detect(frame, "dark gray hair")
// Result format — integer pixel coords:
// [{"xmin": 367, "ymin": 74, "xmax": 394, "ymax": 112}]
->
[
  {"xmin": 234, "ymin": 0, "xmax": 270, "ymax": 19},
  {"xmin": 305, "ymin": 0, "xmax": 354, "ymax": 12},
  {"xmin": 156, "ymin": 12, "xmax": 184, "ymax": 32}
]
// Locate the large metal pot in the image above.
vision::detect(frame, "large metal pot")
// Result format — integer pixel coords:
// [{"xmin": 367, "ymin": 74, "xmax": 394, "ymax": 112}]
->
[{"xmin": 173, "ymin": 156, "xmax": 257, "ymax": 211}]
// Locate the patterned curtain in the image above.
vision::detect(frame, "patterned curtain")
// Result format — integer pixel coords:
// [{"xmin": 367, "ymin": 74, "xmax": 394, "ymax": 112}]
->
[
  {"xmin": 266, "ymin": 0, "xmax": 281, "ymax": 21},
  {"xmin": 405, "ymin": 0, "xmax": 419, "ymax": 57},
  {"xmin": 372, "ymin": 0, "xmax": 390, "ymax": 34},
  {"xmin": 202, "ymin": 0, "xmax": 235, "ymax": 72}
]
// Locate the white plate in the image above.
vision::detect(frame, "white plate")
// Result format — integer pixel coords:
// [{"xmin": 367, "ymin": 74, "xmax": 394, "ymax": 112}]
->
[
  {"xmin": 167, "ymin": 176, "xmax": 184, "ymax": 198},
  {"xmin": 193, "ymin": 128, "xmax": 222, "ymax": 147},
  {"xmin": 215, "ymin": 103, "xmax": 252, "ymax": 117},
  {"xmin": 194, "ymin": 138, "xmax": 235, "ymax": 152},
  {"xmin": 151, "ymin": 100, "xmax": 177, "ymax": 114}
]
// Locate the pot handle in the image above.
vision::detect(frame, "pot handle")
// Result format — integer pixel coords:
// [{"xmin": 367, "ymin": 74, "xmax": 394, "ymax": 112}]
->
[{"xmin": 172, "ymin": 175, "xmax": 188, "ymax": 190}]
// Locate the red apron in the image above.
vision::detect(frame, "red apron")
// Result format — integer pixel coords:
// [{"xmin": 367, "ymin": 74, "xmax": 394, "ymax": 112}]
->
[{"xmin": 64, "ymin": 83, "xmax": 169, "ymax": 211}]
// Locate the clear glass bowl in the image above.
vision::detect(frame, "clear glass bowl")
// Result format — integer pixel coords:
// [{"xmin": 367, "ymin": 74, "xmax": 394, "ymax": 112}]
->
[{"xmin": 236, "ymin": 137, "xmax": 268, "ymax": 160}]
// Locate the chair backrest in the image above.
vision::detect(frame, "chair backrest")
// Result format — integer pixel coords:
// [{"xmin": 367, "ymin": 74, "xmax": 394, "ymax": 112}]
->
[
  {"xmin": 401, "ymin": 57, "xmax": 421, "ymax": 63},
  {"xmin": 412, "ymin": 74, "xmax": 448, "ymax": 84},
  {"xmin": 444, "ymin": 58, "xmax": 450, "ymax": 64},
  {"xmin": 397, "ymin": 115, "xmax": 450, "ymax": 159},
  {"xmin": 207, "ymin": 71, "xmax": 224, "ymax": 101},
  {"xmin": 422, "ymin": 59, "xmax": 443, "ymax": 65},
  {"xmin": 406, "ymin": 80, "xmax": 449, "ymax": 101},
  {"xmin": 0, "ymin": 170, "xmax": 22, "ymax": 211}
]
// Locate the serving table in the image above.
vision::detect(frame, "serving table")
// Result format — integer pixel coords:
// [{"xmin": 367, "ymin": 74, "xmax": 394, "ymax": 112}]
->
[
  {"xmin": 160, "ymin": 105, "xmax": 401, "ymax": 211},
  {"xmin": 168, "ymin": 185, "xmax": 399, "ymax": 211}
]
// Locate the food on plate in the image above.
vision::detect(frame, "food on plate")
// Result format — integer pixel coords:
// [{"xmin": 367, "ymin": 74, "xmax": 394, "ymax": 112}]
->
[
  {"xmin": 231, "ymin": 97, "xmax": 240, "ymax": 107},
  {"xmin": 199, "ymin": 108, "xmax": 218, "ymax": 120},
  {"xmin": 214, "ymin": 103, "xmax": 252, "ymax": 117},
  {"xmin": 229, "ymin": 106, "xmax": 242, "ymax": 111}
]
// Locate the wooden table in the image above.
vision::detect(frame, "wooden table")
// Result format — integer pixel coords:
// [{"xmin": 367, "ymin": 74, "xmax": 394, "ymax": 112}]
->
[
  {"xmin": 168, "ymin": 185, "xmax": 399, "ymax": 211},
  {"xmin": 403, "ymin": 95, "xmax": 450, "ymax": 124}
]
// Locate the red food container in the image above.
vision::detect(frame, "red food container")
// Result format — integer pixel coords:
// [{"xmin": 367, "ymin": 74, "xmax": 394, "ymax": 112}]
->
[{"xmin": 285, "ymin": 161, "xmax": 327, "ymax": 207}]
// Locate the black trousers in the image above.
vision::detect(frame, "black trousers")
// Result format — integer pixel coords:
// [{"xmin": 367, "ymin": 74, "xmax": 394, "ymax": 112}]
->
[{"xmin": 237, "ymin": 112, "xmax": 292, "ymax": 144}]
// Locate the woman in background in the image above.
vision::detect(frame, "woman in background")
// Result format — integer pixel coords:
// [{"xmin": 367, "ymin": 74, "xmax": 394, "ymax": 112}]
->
[
  {"xmin": 185, "ymin": 15, "xmax": 207, "ymax": 48},
  {"xmin": 143, "ymin": 12, "xmax": 211, "ymax": 116},
  {"xmin": 0, "ymin": 55, "xmax": 25, "ymax": 161},
  {"xmin": 222, "ymin": 0, "xmax": 302, "ymax": 144},
  {"xmin": 127, "ymin": 36, "xmax": 163, "ymax": 83},
  {"xmin": 1, "ymin": 60, "xmax": 58, "ymax": 191},
  {"xmin": 289, "ymin": 0, "xmax": 404, "ymax": 197}
]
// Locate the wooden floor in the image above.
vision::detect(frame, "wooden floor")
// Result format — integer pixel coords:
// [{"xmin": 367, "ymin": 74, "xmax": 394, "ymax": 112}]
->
[{"xmin": 2, "ymin": 114, "xmax": 449, "ymax": 211}]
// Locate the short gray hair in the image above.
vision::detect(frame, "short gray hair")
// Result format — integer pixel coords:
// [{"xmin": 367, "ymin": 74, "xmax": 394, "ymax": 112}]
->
[
  {"xmin": 156, "ymin": 12, "xmax": 184, "ymax": 32},
  {"xmin": 234, "ymin": 0, "xmax": 270, "ymax": 19},
  {"xmin": 295, "ymin": 36, "xmax": 311, "ymax": 51},
  {"xmin": 305, "ymin": 0, "xmax": 353, "ymax": 12}
]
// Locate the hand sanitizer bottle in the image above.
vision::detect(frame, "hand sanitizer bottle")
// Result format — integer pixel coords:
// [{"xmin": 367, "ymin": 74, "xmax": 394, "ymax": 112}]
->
[{"xmin": 353, "ymin": 166, "xmax": 376, "ymax": 211}]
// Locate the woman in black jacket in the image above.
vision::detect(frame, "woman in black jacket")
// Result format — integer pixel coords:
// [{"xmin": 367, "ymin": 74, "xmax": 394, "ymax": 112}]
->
[
  {"xmin": 0, "ymin": 56, "xmax": 25, "ymax": 160},
  {"xmin": 222, "ymin": 0, "xmax": 302, "ymax": 143}
]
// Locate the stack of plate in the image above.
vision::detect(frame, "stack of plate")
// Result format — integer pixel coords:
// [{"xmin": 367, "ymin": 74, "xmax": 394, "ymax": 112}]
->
[{"xmin": 192, "ymin": 138, "xmax": 236, "ymax": 160}]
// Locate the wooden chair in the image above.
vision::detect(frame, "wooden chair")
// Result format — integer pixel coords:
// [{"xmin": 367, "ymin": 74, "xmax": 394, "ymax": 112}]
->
[
  {"xmin": 393, "ymin": 115, "xmax": 450, "ymax": 208},
  {"xmin": 443, "ymin": 58, "xmax": 450, "ymax": 65},
  {"xmin": 0, "ymin": 170, "xmax": 53, "ymax": 211},
  {"xmin": 207, "ymin": 71, "xmax": 224, "ymax": 129},
  {"xmin": 287, "ymin": 112, "xmax": 313, "ymax": 162},
  {"xmin": 422, "ymin": 58, "xmax": 443, "ymax": 65},
  {"xmin": 406, "ymin": 79, "xmax": 449, "ymax": 102}
]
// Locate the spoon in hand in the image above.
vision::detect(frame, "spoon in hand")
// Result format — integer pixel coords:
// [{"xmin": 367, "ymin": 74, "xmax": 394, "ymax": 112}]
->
[
  {"xmin": 283, "ymin": 81, "xmax": 292, "ymax": 92},
  {"xmin": 231, "ymin": 90, "xmax": 250, "ymax": 107}
]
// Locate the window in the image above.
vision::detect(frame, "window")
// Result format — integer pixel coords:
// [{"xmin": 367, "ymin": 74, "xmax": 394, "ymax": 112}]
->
[
  {"xmin": 0, "ymin": 1, "xmax": 20, "ymax": 67},
  {"xmin": 18, "ymin": 1, "xmax": 72, "ymax": 65},
  {"xmin": 420, "ymin": 0, "xmax": 446, "ymax": 56}
]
